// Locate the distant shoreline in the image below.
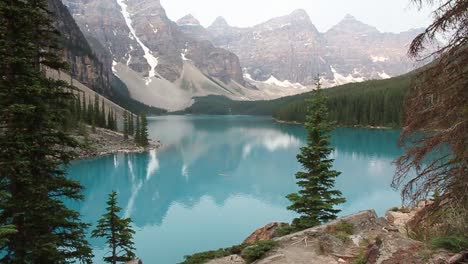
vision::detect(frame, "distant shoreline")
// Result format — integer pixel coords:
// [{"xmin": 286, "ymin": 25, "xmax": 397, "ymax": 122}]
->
[
  {"xmin": 273, "ymin": 118, "xmax": 395, "ymax": 129},
  {"xmin": 72, "ymin": 126, "xmax": 161, "ymax": 161}
]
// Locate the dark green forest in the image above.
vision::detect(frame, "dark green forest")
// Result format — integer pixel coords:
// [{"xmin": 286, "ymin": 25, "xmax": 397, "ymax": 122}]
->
[{"xmin": 178, "ymin": 73, "xmax": 412, "ymax": 127}]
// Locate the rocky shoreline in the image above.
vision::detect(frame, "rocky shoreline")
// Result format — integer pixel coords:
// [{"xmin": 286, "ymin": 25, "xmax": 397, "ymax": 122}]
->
[
  {"xmin": 71, "ymin": 126, "xmax": 161, "ymax": 160},
  {"xmin": 198, "ymin": 203, "xmax": 466, "ymax": 264}
]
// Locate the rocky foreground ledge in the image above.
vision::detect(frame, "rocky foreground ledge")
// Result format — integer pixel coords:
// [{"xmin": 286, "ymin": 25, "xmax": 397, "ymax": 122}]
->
[
  {"xmin": 71, "ymin": 126, "xmax": 161, "ymax": 160},
  {"xmin": 205, "ymin": 205, "xmax": 466, "ymax": 264}
]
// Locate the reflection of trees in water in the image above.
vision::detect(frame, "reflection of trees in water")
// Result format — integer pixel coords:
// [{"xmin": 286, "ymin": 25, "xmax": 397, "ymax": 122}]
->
[{"xmin": 332, "ymin": 128, "xmax": 402, "ymax": 159}]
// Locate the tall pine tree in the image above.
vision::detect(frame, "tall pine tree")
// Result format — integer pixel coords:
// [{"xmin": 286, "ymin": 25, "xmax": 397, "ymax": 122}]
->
[
  {"xmin": 76, "ymin": 92, "xmax": 82, "ymax": 122},
  {"xmin": 100, "ymin": 98, "xmax": 106, "ymax": 127},
  {"xmin": 135, "ymin": 115, "xmax": 141, "ymax": 145},
  {"xmin": 123, "ymin": 111, "xmax": 129, "ymax": 140},
  {"xmin": 93, "ymin": 94, "xmax": 100, "ymax": 127},
  {"xmin": 140, "ymin": 114, "xmax": 149, "ymax": 147},
  {"xmin": 82, "ymin": 92, "xmax": 87, "ymax": 124},
  {"xmin": 107, "ymin": 109, "xmax": 113, "ymax": 130},
  {"xmin": 286, "ymin": 80, "xmax": 346, "ymax": 230},
  {"xmin": 87, "ymin": 95, "xmax": 93, "ymax": 124},
  {"xmin": 128, "ymin": 113, "xmax": 134, "ymax": 136},
  {"xmin": 0, "ymin": 0, "xmax": 93, "ymax": 261},
  {"xmin": 92, "ymin": 191, "xmax": 136, "ymax": 264}
]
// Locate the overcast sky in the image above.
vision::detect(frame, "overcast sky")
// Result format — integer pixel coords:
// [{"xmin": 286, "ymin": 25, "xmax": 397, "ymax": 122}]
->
[{"xmin": 161, "ymin": 0, "xmax": 434, "ymax": 33}]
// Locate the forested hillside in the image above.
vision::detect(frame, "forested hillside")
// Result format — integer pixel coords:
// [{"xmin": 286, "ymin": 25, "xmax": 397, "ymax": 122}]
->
[{"xmin": 179, "ymin": 73, "xmax": 412, "ymax": 127}]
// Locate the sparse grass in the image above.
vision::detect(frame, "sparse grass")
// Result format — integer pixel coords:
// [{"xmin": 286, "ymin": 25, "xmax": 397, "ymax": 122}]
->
[
  {"xmin": 327, "ymin": 220, "xmax": 354, "ymax": 235},
  {"xmin": 179, "ymin": 244, "xmax": 247, "ymax": 264},
  {"xmin": 180, "ymin": 240, "xmax": 279, "ymax": 264},
  {"xmin": 241, "ymin": 240, "xmax": 279, "ymax": 264},
  {"xmin": 351, "ymin": 250, "xmax": 366, "ymax": 264},
  {"xmin": 431, "ymin": 235, "xmax": 468, "ymax": 252},
  {"xmin": 335, "ymin": 232, "xmax": 351, "ymax": 242},
  {"xmin": 325, "ymin": 220, "xmax": 355, "ymax": 242},
  {"xmin": 417, "ymin": 247, "xmax": 433, "ymax": 262},
  {"xmin": 274, "ymin": 224, "xmax": 297, "ymax": 237}
]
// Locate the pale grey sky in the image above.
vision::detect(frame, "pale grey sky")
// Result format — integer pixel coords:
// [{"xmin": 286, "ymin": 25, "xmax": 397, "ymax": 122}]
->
[{"xmin": 161, "ymin": 0, "xmax": 434, "ymax": 33}]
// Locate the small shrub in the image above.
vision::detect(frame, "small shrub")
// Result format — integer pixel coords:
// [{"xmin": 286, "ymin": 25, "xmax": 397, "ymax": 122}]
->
[
  {"xmin": 274, "ymin": 224, "xmax": 297, "ymax": 237},
  {"xmin": 327, "ymin": 220, "xmax": 354, "ymax": 235},
  {"xmin": 180, "ymin": 244, "xmax": 249, "ymax": 264},
  {"xmin": 335, "ymin": 232, "xmax": 351, "ymax": 242},
  {"xmin": 431, "ymin": 235, "xmax": 468, "ymax": 252},
  {"xmin": 351, "ymin": 251, "xmax": 366, "ymax": 264},
  {"xmin": 390, "ymin": 206, "xmax": 400, "ymax": 212},
  {"xmin": 241, "ymin": 240, "xmax": 279, "ymax": 263}
]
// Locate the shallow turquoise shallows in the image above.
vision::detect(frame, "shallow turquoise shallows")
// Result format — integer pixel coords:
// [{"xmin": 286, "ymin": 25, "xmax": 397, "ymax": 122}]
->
[{"xmin": 66, "ymin": 115, "xmax": 405, "ymax": 264}]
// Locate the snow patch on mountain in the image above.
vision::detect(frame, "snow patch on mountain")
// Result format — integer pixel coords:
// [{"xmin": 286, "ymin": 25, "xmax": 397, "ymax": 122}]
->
[
  {"xmin": 370, "ymin": 55, "xmax": 389, "ymax": 62},
  {"xmin": 330, "ymin": 66, "xmax": 365, "ymax": 85},
  {"xmin": 378, "ymin": 71, "xmax": 391, "ymax": 79},
  {"xmin": 149, "ymin": 23, "xmax": 158, "ymax": 34},
  {"xmin": 115, "ymin": 0, "xmax": 158, "ymax": 85},
  {"xmin": 112, "ymin": 60, "xmax": 118, "ymax": 76},
  {"xmin": 181, "ymin": 44, "xmax": 189, "ymax": 61},
  {"xmin": 264, "ymin": 75, "xmax": 306, "ymax": 89}
]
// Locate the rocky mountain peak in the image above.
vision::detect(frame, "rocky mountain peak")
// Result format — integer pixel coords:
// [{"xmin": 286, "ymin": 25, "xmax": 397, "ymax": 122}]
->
[
  {"xmin": 289, "ymin": 9, "xmax": 310, "ymax": 20},
  {"xmin": 209, "ymin": 16, "xmax": 230, "ymax": 28},
  {"xmin": 257, "ymin": 8, "xmax": 317, "ymax": 35},
  {"xmin": 329, "ymin": 13, "xmax": 379, "ymax": 34},
  {"xmin": 342, "ymin": 13, "xmax": 357, "ymax": 21},
  {"xmin": 177, "ymin": 14, "xmax": 201, "ymax": 26}
]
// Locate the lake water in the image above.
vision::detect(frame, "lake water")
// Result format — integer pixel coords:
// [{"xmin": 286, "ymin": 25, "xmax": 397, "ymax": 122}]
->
[{"xmin": 67, "ymin": 115, "xmax": 405, "ymax": 264}]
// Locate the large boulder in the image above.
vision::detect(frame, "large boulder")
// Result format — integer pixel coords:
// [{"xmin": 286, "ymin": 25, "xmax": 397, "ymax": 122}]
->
[{"xmin": 244, "ymin": 222, "xmax": 287, "ymax": 244}]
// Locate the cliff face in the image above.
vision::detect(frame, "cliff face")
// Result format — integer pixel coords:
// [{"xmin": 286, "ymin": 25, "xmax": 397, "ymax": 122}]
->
[
  {"xmin": 62, "ymin": 0, "xmax": 245, "ymax": 84},
  {"xmin": 60, "ymin": 0, "xmax": 258, "ymax": 110},
  {"xmin": 179, "ymin": 11, "xmax": 426, "ymax": 87},
  {"xmin": 46, "ymin": 0, "xmax": 114, "ymax": 96}
]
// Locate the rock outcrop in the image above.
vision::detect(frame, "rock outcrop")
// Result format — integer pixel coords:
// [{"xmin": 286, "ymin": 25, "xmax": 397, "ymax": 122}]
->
[
  {"xmin": 207, "ymin": 209, "xmax": 458, "ymax": 264},
  {"xmin": 244, "ymin": 222, "xmax": 287, "ymax": 244},
  {"xmin": 178, "ymin": 11, "xmax": 428, "ymax": 87},
  {"xmin": 47, "ymin": 0, "xmax": 115, "ymax": 96},
  {"xmin": 59, "ymin": 0, "xmax": 265, "ymax": 110},
  {"xmin": 59, "ymin": 1, "xmax": 431, "ymax": 110}
]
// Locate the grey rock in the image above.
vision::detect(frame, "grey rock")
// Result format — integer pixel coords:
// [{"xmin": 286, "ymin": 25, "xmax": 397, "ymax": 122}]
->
[
  {"xmin": 62, "ymin": 0, "xmax": 246, "ymax": 85},
  {"xmin": 189, "ymin": 11, "xmax": 427, "ymax": 86}
]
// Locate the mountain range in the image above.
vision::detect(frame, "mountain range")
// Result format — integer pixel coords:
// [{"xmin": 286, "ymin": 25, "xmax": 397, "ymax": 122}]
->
[{"xmin": 60, "ymin": 0, "xmax": 424, "ymax": 111}]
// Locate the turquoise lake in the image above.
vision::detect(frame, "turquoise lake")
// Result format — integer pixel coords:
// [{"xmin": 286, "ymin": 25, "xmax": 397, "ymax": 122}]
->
[{"xmin": 67, "ymin": 115, "xmax": 405, "ymax": 264}]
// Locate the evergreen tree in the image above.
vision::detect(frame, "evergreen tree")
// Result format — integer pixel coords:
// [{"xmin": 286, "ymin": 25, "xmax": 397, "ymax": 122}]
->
[
  {"xmin": 135, "ymin": 115, "xmax": 141, "ymax": 145},
  {"xmin": 76, "ymin": 93, "xmax": 82, "ymax": 122},
  {"xmin": 82, "ymin": 92, "xmax": 87, "ymax": 122},
  {"xmin": 101, "ymin": 98, "xmax": 106, "ymax": 128},
  {"xmin": 87, "ymin": 95, "xmax": 93, "ymax": 124},
  {"xmin": 92, "ymin": 191, "xmax": 136, "ymax": 264},
  {"xmin": 114, "ymin": 111, "xmax": 118, "ymax": 131},
  {"xmin": 94, "ymin": 94, "xmax": 100, "ymax": 127},
  {"xmin": 107, "ymin": 109, "xmax": 113, "ymax": 130},
  {"xmin": 0, "ymin": 0, "xmax": 93, "ymax": 261},
  {"xmin": 0, "ymin": 191, "xmax": 16, "ymax": 248},
  {"xmin": 128, "ymin": 113, "xmax": 134, "ymax": 136},
  {"xmin": 286, "ymin": 80, "xmax": 346, "ymax": 230},
  {"xmin": 123, "ymin": 111, "xmax": 129, "ymax": 140},
  {"xmin": 139, "ymin": 114, "xmax": 149, "ymax": 147}
]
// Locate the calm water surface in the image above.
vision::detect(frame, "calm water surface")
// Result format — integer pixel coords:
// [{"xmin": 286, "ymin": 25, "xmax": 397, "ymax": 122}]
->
[{"xmin": 67, "ymin": 115, "xmax": 404, "ymax": 263}]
